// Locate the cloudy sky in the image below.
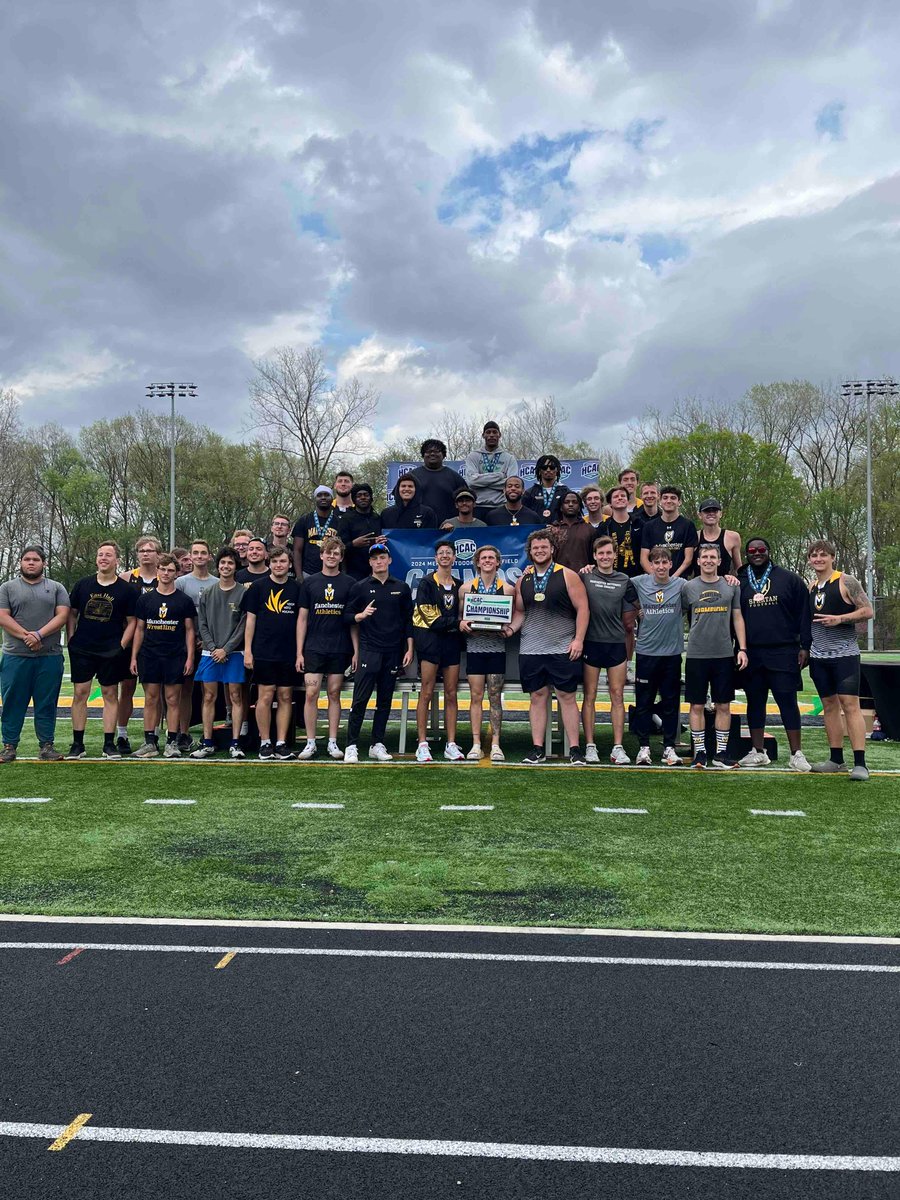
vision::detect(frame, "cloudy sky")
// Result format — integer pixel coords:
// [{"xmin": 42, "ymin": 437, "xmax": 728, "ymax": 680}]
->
[{"xmin": 3, "ymin": 0, "xmax": 899, "ymax": 451}]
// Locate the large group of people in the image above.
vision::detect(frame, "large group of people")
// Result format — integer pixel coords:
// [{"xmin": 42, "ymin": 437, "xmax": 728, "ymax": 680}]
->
[{"xmin": 0, "ymin": 421, "xmax": 876, "ymax": 779}]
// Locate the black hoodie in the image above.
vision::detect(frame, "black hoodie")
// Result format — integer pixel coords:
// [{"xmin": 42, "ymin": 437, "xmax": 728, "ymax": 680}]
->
[{"xmin": 380, "ymin": 477, "xmax": 438, "ymax": 530}]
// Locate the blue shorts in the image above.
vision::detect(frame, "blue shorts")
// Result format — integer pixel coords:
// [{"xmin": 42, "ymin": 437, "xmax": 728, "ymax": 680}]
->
[{"xmin": 194, "ymin": 651, "xmax": 246, "ymax": 685}]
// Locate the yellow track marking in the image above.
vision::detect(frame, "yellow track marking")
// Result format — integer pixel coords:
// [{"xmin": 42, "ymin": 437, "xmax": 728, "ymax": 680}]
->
[
  {"xmin": 214, "ymin": 951, "xmax": 236, "ymax": 969},
  {"xmin": 48, "ymin": 1112, "xmax": 92, "ymax": 1151}
]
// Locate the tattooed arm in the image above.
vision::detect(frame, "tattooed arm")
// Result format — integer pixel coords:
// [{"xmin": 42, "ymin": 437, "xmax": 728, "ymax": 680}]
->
[{"xmin": 812, "ymin": 574, "xmax": 874, "ymax": 628}]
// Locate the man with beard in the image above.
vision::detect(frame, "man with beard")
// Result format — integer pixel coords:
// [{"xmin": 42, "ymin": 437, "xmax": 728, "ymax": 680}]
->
[
  {"xmin": 524, "ymin": 455, "xmax": 571, "ymax": 522},
  {"xmin": 0, "ymin": 547, "xmax": 70, "ymax": 762},
  {"xmin": 341, "ymin": 483, "xmax": 384, "ymax": 579},
  {"xmin": 440, "ymin": 487, "xmax": 487, "ymax": 531},
  {"xmin": 463, "ymin": 421, "xmax": 519, "ymax": 520},
  {"xmin": 236, "ymin": 537, "xmax": 269, "ymax": 583},
  {"xmin": 737, "ymin": 537, "xmax": 812, "ymax": 772},
  {"xmin": 486, "ymin": 476, "xmax": 542, "ymax": 526},
  {"xmin": 332, "ymin": 471, "xmax": 355, "ymax": 518},
  {"xmin": 409, "ymin": 440, "xmax": 467, "ymax": 525},
  {"xmin": 293, "ymin": 486, "xmax": 342, "ymax": 580},
  {"xmin": 552, "ymin": 490, "xmax": 594, "ymax": 570},
  {"xmin": 380, "ymin": 475, "xmax": 438, "ymax": 530}
]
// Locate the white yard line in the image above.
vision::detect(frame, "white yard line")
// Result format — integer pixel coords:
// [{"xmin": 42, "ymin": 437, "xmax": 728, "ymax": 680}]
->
[
  {"xmin": 594, "ymin": 807, "xmax": 647, "ymax": 815},
  {"xmin": 144, "ymin": 799, "xmax": 196, "ymax": 806},
  {"xmin": 291, "ymin": 803, "xmax": 344, "ymax": 809},
  {"xmin": 440, "ymin": 805, "xmax": 494, "ymax": 811},
  {"xmin": 0, "ymin": 1119, "xmax": 896, "ymax": 1170},
  {"xmin": 0, "ymin": 797, "xmax": 51, "ymax": 804},
  {"xmin": 750, "ymin": 809, "xmax": 805, "ymax": 817}
]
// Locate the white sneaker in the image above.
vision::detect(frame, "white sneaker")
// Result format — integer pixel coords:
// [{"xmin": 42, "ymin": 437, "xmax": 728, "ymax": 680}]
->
[
  {"xmin": 609, "ymin": 744, "xmax": 631, "ymax": 765},
  {"xmin": 190, "ymin": 743, "xmax": 216, "ymax": 759},
  {"xmin": 298, "ymin": 740, "xmax": 318, "ymax": 760},
  {"xmin": 489, "ymin": 745, "xmax": 505, "ymax": 762},
  {"xmin": 369, "ymin": 743, "xmax": 393, "ymax": 762},
  {"xmin": 635, "ymin": 746, "xmax": 652, "ymax": 766},
  {"xmin": 132, "ymin": 741, "xmax": 159, "ymax": 759},
  {"xmin": 416, "ymin": 743, "xmax": 434, "ymax": 764},
  {"xmin": 789, "ymin": 750, "xmax": 812, "ymax": 773},
  {"xmin": 163, "ymin": 741, "xmax": 181, "ymax": 759},
  {"xmin": 625, "ymin": 666, "xmax": 635, "ymax": 684},
  {"xmin": 661, "ymin": 745, "xmax": 683, "ymax": 766},
  {"xmin": 343, "ymin": 745, "xmax": 359, "ymax": 763},
  {"xmin": 739, "ymin": 748, "xmax": 770, "ymax": 768},
  {"xmin": 229, "ymin": 744, "xmax": 245, "ymax": 759},
  {"xmin": 584, "ymin": 743, "xmax": 600, "ymax": 764},
  {"xmin": 444, "ymin": 742, "xmax": 465, "ymax": 762},
  {"xmin": 327, "ymin": 739, "xmax": 343, "ymax": 760},
  {"xmin": 466, "ymin": 744, "xmax": 483, "ymax": 760}
]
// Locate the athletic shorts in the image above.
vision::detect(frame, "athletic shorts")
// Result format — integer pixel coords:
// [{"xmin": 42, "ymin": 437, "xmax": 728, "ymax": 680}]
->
[
  {"xmin": 465, "ymin": 650, "xmax": 507, "ymax": 678},
  {"xmin": 195, "ymin": 651, "xmax": 246, "ymax": 685},
  {"xmin": 745, "ymin": 646, "xmax": 802, "ymax": 693},
  {"xmin": 252, "ymin": 659, "xmax": 298, "ymax": 688},
  {"xmin": 519, "ymin": 652, "xmax": 583, "ymax": 695},
  {"xmin": 684, "ymin": 656, "xmax": 735, "ymax": 704},
  {"xmin": 415, "ymin": 632, "xmax": 462, "ymax": 669},
  {"xmin": 138, "ymin": 653, "xmax": 188, "ymax": 686},
  {"xmin": 302, "ymin": 652, "xmax": 352, "ymax": 677},
  {"xmin": 582, "ymin": 640, "xmax": 627, "ymax": 669},
  {"xmin": 810, "ymin": 654, "xmax": 860, "ymax": 699},
  {"xmin": 69, "ymin": 647, "xmax": 131, "ymax": 687}
]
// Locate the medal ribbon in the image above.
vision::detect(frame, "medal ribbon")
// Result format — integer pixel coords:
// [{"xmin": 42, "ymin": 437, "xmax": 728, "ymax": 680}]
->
[
  {"xmin": 747, "ymin": 563, "xmax": 772, "ymax": 593},
  {"xmin": 532, "ymin": 562, "xmax": 555, "ymax": 598},
  {"xmin": 474, "ymin": 575, "xmax": 499, "ymax": 595},
  {"xmin": 312, "ymin": 510, "xmax": 334, "ymax": 538},
  {"xmin": 541, "ymin": 485, "xmax": 558, "ymax": 511},
  {"xmin": 481, "ymin": 451, "xmax": 501, "ymax": 473}
]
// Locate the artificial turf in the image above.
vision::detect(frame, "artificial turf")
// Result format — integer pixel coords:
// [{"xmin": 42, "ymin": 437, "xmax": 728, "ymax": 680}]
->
[{"xmin": 0, "ymin": 747, "xmax": 897, "ymax": 936}]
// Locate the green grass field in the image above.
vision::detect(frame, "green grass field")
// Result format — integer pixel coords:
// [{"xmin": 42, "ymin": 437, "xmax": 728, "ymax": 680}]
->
[{"xmin": 0, "ymin": 717, "xmax": 897, "ymax": 936}]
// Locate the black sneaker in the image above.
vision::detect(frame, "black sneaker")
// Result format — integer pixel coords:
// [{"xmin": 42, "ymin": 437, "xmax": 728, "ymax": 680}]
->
[
  {"xmin": 66, "ymin": 743, "xmax": 86, "ymax": 760},
  {"xmin": 709, "ymin": 753, "xmax": 737, "ymax": 770},
  {"xmin": 258, "ymin": 741, "xmax": 274, "ymax": 760},
  {"xmin": 522, "ymin": 747, "xmax": 547, "ymax": 765},
  {"xmin": 102, "ymin": 743, "xmax": 121, "ymax": 759},
  {"xmin": 568, "ymin": 747, "xmax": 587, "ymax": 766},
  {"xmin": 691, "ymin": 751, "xmax": 707, "ymax": 769},
  {"xmin": 274, "ymin": 744, "xmax": 297, "ymax": 761},
  {"xmin": 116, "ymin": 736, "xmax": 132, "ymax": 756},
  {"xmin": 177, "ymin": 734, "xmax": 194, "ymax": 753}
]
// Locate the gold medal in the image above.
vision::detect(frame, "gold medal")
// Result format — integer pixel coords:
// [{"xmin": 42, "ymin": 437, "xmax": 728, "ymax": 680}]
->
[
  {"xmin": 752, "ymin": 592, "xmax": 765, "ymax": 604},
  {"xmin": 534, "ymin": 593, "xmax": 546, "ymax": 602}
]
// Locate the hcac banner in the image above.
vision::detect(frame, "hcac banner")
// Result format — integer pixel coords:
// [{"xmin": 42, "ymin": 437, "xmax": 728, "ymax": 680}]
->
[
  {"xmin": 381, "ymin": 527, "xmax": 530, "ymax": 597},
  {"xmin": 387, "ymin": 459, "xmax": 600, "ymax": 498}
]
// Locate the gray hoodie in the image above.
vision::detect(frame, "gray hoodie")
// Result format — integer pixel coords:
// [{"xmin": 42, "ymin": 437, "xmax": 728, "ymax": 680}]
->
[
  {"xmin": 197, "ymin": 582, "xmax": 246, "ymax": 653},
  {"xmin": 463, "ymin": 441, "xmax": 519, "ymax": 509}
]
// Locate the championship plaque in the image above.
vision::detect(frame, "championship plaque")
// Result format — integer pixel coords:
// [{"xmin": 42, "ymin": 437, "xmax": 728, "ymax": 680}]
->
[{"xmin": 462, "ymin": 592, "xmax": 513, "ymax": 631}]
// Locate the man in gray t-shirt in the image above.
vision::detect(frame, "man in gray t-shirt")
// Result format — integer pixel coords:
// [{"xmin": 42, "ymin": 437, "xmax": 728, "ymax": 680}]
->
[
  {"xmin": 681, "ymin": 543, "xmax": 748, "ymax": 768},
  {"xmin": 0, "ymin": 547, "xmax": 70, "ymax": 760},
  {"xmin": 631, "ymin": 548, "xmax": 687, "ymax": 764}
]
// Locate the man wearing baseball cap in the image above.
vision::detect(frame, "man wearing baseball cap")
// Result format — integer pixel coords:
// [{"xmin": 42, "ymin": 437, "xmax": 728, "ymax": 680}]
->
[
  {"xmin": 463, "ymin": 421, "xmax": 519, "ymax": 521},
  {"xmin": 341, "ymin": 483, "xmax": 384, "ymax": 579},
  {"xmin": 695, "ymin": 497, "xmax": 742, "ymax": 577},
  {"xmin": 292, "ymin": 486, "xmax": 339, "ymax": 579},
  {"xmin": 440, "ymin": 487, "xmax": 488, "ymax": 530}
]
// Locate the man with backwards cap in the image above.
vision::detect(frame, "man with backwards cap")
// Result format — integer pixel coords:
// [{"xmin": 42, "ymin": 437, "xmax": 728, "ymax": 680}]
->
[
  {"xmin": 695, "ymin": 497, "xmax": 742, "ymax": 577},
  {"xmin": 292, "ymin": 486, "xmax": 341, "ymax": 580},
  {"xmin": 343, "ymin": 541, "xmax": 414, "ymax": 762},
  {"xmin": 463, "ymin": 421, "xmax": 519, "ymax": 521},
  {"xmin": 737, "ymin": 536, "xmax": 812, "ymax": 771},
  {"xmin": 341, "ymin": 483, "xmax": 383, "ymax": 579}
]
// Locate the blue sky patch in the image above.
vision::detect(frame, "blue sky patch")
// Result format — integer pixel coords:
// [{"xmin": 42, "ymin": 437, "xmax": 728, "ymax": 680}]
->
[
  {"xmin": 639, "ymin": 233, "xmax": 688, "ymax": 269},
  {"xmin": 815, "ymin": 101, "xmax": 845, "ymax": 140}
]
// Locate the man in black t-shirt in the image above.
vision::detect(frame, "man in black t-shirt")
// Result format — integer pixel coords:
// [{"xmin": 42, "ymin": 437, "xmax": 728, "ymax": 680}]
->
[
  {"xmin": 293, "ymin": 486, "xmax": 341, "ymax": 579},
  {"xmin": 341, "ymin": 483, "xmax": 383, "ymax": 579},
  {"xmin": 235, "ymin": 537, "xmax": 269, "ymax": 583},
  {"xmin": 116, "ymin": 534, "xmax": 160, "ymax": 755},
  {"xmin": 639, "ymin": 485, "xmax": 698, "ymax": 578},
  {"xmin": 130, "ymin": 552, "xmax": 196, "ymax": 759},
  {"xmin": 66, "ymin": 541, "xmax": 137, "ymax": 759},
  {"xmin": 241, "ymin": 547, "xmax": 301, "ymax": 760},
  {"xmin": 295, "ymin": 537, "xmax": 358, "ymax": 759}
]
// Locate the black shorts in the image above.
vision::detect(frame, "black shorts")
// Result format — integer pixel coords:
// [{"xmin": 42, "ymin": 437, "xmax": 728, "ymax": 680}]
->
[
  {"xmin": 810, "ymin": 654, "xmax": 860, "ymax": 698},
  {"xmin": 415, "ymin": 633, "xmax": 462, "ymax": 669},
  {"xmin": 745, "ymin": 646, "xmax": 803, "ymax": 693},
  {"xmin": 138, "ymin": 653, "xmax": 187, "ymax": 686},
  {"xmin": 252, "ymin": 659, "xmax": 298, "ymax": 688},
  {"xmin": 465, "ymin": 650, "xmax": 506, "ymax": 677},
  {"xmin": 69, "ymin": 647, "xmax": 130, "ymax": 687},
  {"xmin": 684, "ymin": 656, "xmax": 735, "ymax": 704},
  {"xmin": 303, "ymin": 652, "xmax": 351, "ymax": 677},
  {"xmin": 583, "ymin": 640, "xmax": 627, "ymax": 669},
  {"xmin": 519, "ymin": 652, "xmax": 583, "ymax": 695}
]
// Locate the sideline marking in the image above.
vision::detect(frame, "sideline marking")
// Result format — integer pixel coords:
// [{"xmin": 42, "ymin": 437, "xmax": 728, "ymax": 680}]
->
[
  {"xmin": 1, "ymin": 941, "xmax": 898, "ymax": 973},
  {"xmin": 47, "ymin": 1112, "xmax": 92, "ymax": 1152},
  {"xmin": 291, "ymin": 803, "xmax": 344, "ymax": 809},
  {"xmin": 440, "ymin": 804, "xmax": 494, "ymax": 811},
  {"xmin": 144, "ymin": 798, "xmax": 196, "ymax": 806},
  {"xmin": 7, "ymin": 1119, "xmax": 895, "ymax": 1170},
  {"xmin": 56, "ymin": 947, "xmax": 84, "ymax": 965},
  {"xmin": 2, "ymin": 914, "xmax": 899, "ymax": 945},
  {"xmin": 594, "ymin": 806, "xmax": 647, "ymax": 815},
  {"xmin": 214, "ymin": 951, "xmax": 236, "ymax": 970},
  {"xmin": 750, "ymin": 809, "xmax": 805, "ymax": 817},
  {"xmin": 0, "ymin": 797, "xmax": 51, "ymax": 804}
]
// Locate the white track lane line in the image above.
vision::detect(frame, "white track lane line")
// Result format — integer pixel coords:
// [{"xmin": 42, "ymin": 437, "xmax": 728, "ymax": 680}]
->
[
  {"xmin": 143, "ymin": 799, "xmax": 196, "ymax": 806},
  {"xmin": 0, "ymin": 941, "xmax": 898, "ymax": 972},
  {"xmin": 0, "ymin": 797, "xmax": 51, "ymax": 804},
  {"xmin": 594, "ymin": 807, "xmax": 648, "ymax": 814},
  {"xmin": 440, "ymin": 805, "xmax": 494, "ymax": 811},
  {"xmin": 0, "ymin": 1120, "xmax": 896, "ymax": 1170},
  {"xmin": 291, "ymin": 803, "xmax": 344, "ymax": 809},
  {"xmin": 750, "ymin": 809, "xmax": 805, "ymax": 817}
]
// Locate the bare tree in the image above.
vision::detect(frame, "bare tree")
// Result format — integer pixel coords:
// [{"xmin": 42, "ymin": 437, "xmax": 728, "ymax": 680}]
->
[{"xmin": 247, "ymin": 347, "xmax": 379, "ymax": 500}]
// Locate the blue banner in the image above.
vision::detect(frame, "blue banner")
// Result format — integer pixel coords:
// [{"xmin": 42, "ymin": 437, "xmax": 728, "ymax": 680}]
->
[
  {"xmin": 387, "ymin": 458, "xmax": 600, "ymax": 498},
  {"xmin": 381, "ymin": 527, "xmax": 530, "ymax": 597}
]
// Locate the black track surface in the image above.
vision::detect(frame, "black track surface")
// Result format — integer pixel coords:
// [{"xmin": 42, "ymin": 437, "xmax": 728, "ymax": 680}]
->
[{"xmin": 1, "ymin": 920, "xmax": 897, "ymax": 1199}]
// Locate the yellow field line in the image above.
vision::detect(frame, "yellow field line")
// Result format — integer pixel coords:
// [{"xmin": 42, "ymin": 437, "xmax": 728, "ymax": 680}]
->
[
  {"xmin": 47, "ymin": 1112, "xmax": 92, "ymax": 1151},
  {"xmin": 214, "ymin": 951, "xmax": 236, "ymax": 969}
]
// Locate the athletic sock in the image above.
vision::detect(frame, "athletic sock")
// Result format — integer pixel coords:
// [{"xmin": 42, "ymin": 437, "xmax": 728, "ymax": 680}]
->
[
  {"xmin": 117, "ymin": 725, "xmax": 128, "ymax": 739},
  {"xmin": 830, "ymin": 747, "xmax": 845, "ymax": 765},
  {"xmin": 853, "ymin": 750, "xmax": 867, "ymax": 767},
  {"xmin": 532, "ymin": 744, "xmax": 543, "ymax": 755},
  {"xmin": 72, "ymin": 729, "xmax": 85, "ymax": 747},
  {"xmin": 102, "ymin": 733, "xmax": 116, "ymax": 747},
  {"xmin": 144, "ymin": 732, "xmax": 158, "ymax": 746},
  {"xmin": 716, "ymin": 729, "xmax": 728, "ymax": 754},
  {"xmin": 202, "ymin": 738, "xmax": 214, "ymax": 747},
  {"xmin": 166, "ymin": 732, "xmax": 178, "ymax": 744},
  {"xmin": 691, "ymin": 729, "xmax": 704, "ymax": 751}
]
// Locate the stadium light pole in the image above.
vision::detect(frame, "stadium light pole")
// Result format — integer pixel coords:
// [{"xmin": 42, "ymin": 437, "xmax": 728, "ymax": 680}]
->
[
  {"xmin": 145, "ymin": 382, "xmax": 197, "ymax": 551},
  {"xmin": 840, "ymin": 376, "xmax": 898, "ymax": 651}
]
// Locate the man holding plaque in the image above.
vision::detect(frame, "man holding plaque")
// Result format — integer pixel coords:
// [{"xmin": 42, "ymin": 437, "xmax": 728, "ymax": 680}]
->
[
  {"xmin": 459, "ymin": 546, "xmax": 513, "ymax": 762},
  {"xmin": 509, "ymin": 530, "xmax": 589, "ymax": 765}
]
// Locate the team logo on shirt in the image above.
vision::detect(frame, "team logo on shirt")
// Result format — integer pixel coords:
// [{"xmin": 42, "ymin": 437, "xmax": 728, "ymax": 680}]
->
[
  {"xmin": 655, "ymin": 591, "xmax": 664, "ymax": 603},
  {"xmin": 814, "ymin": 589, "xmax": 825, "ymax": 611},
  {"xmin": 325, "ymin": 583, "xmax": 335, "ymax": 601},
  {"xmin": 442, "ymin": 593, "xmax": 454, "ymax": 609},
  {"xmin": 265, "ymin": 589, "xmax": 290, "ymax": 614},
  {"xmin": 664, "ymin": 529, "xmax": 673, "ymax": 543},
  {"xmin": 158, "ymin": 602, "xmax": 168, "ymax": 619}
]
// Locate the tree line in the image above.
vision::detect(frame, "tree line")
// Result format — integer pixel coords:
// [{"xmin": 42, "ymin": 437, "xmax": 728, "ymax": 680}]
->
[{"xmin": 4, "ymin": 356, "xmax": 898, "ymax": 646}]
